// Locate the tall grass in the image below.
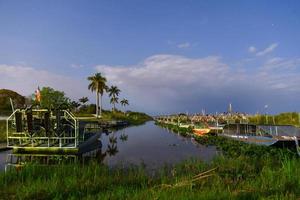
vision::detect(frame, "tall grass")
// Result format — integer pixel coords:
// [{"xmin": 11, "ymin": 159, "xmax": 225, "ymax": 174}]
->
[
  {"xmin": 248, "ymin": 112, "xmax": 300, "ymax": 126},
  {"xmin": 1, "ymin": 153, "xmax": 299, "ymax": 199},
  {"xmin": 101, "ymin": 110, "xmax": 153, "ymax": 125},
  {"xmin": 75, "ymin": 110, "xmax": 152, "ymax": 125}
]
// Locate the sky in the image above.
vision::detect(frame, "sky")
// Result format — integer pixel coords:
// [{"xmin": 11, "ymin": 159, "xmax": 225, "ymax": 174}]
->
[{"xmin": 0, "ymin": 0, "xmax": 300, "ymax": 115}]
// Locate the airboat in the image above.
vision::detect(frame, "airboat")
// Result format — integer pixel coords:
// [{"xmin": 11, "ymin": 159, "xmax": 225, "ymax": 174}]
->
[
  {"xmin": 5, "ymin": 107, "xmax": 105, "ymax": 170},
  {"xmin": 221, "ymin": 123, "xmax": 300, "ymax": 149}
]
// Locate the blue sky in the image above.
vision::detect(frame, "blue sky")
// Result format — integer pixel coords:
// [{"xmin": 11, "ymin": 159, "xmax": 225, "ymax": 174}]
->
[{"xmin": 0, "ymin": 0, "xmax": 300, "ymax": 114}]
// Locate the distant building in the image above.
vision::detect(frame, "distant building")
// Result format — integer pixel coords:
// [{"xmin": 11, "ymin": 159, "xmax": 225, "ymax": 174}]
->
[{"xmin": 228, "ymin": 103, "xmax": 232, "ymax": 113}]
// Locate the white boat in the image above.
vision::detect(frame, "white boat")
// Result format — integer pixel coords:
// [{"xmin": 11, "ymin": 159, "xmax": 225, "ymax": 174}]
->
[{"xmin": 220, "ymin": 123, "xmax": 300, "ymax": 147}]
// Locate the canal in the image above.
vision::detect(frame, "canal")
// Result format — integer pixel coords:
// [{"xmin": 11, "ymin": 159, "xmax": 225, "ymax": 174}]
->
[
  {"xmin": 0, "ymin": 121, "xmax": 219, "ymax": 171},
  {"xmin": 89, "ymin": 121, "xmax": 219, "ymax": 170}
]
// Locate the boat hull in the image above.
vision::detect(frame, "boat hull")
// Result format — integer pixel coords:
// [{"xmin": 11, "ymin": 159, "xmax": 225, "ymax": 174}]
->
[
  {"xmin": 179, "ymin": 124, "xmax": 190, "ymax": 128},
  {"xmin": 220, "ymin": 134, "xmax": 278, "ymax": 146},
  {"xmin": 193, "ymin": 128, "xmax": 210, "ymax": 136}
]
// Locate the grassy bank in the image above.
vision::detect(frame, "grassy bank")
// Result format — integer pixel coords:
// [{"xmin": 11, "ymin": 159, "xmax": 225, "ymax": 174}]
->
[
  {"xmin": 0, "ymin": 148, "xmax": 299, "ymax": 199},
  {"xmin": 75, "ymin": 110, "xmax": 153, "ymax": 125},
  {"xmin": 1, "ymin": 122, "xmax": 299, "ymax": 199},
  {"xmin": 248, "ymin": 112, "xmax": 300, "ymax": 126}
]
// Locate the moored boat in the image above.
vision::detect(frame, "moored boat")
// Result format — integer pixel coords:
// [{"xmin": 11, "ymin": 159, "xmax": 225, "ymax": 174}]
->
[
  {"xmin": 179, "ymin": 123, "xmax": 191, "ymax": 128},
  {"xmin": 192, "ymin": 122, "xmax": 211, "ymax": 136},
  {"xmin": 193, "ymin": 128, "xmax": 211, "ymax": 136},
  {"xmin": 220, "ymin": 123, "xmax": 300, "ymax": 147}
]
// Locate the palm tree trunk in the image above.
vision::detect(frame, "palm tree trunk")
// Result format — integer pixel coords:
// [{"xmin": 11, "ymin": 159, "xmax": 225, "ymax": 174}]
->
[
  {"xmin": 100, "ymin": 94, "xmax": 102, "ymax": 116},
  {"xmin": 96, "ymin": 89, "xmax": 99, "ymax": 118}
]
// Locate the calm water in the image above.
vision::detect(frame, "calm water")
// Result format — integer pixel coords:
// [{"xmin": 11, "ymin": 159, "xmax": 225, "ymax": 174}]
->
[
  {"xmin": 101, "ymin": 121, "xmax": 219, "ymax": 170},
  {"xmin": 0, "ymin": 121, "xmax": 219, "ymax": 171},
  {"xmin": 0, "ymin": 116, "xmax": 8, "ymax": 120},
  {"xmin": 0, "ymin": 150, "xmax": 11, "ymax": 171}
]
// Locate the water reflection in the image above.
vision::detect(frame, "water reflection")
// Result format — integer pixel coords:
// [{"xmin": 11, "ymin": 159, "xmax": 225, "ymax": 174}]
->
[
  {"xmin": 2, "ymin": 121, "xmax": 219, "ymax": 171},
  {"xmin": 99, "ymin": 121, "xmax": 218, "ymax": 170}
]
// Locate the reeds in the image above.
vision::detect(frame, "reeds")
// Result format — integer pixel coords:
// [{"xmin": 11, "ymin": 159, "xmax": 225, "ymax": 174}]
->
[{"xmin": 1, "ymin": 152, "xmax": 299, "ymax": 199}]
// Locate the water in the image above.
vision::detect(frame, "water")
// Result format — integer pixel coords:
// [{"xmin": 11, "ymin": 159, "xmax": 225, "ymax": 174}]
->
[
  {"xmin": 0, "ymin": 121, "xmax": 219, "ymax": 171},
  {"xmin": 0, "ymin": 116, "xmax": 8, "ymax": 120},
  {"xmin": 101, "ymin": 121, "xmax": 218, "ymax": 170},
  {"xmin": 0, "ymin": 150, "xmax": 11, "ymax": 171}
]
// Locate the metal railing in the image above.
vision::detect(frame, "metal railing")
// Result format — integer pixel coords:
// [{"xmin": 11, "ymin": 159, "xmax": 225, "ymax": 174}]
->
[{"xmin": 6, "ymin": 109, "xmax": 78, "ymax": 149}]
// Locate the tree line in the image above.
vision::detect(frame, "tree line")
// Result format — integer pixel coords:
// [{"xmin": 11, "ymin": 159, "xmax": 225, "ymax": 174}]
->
[{"xmin": 30, "ymin": 73, "xmax": 129, "ymax": 118}]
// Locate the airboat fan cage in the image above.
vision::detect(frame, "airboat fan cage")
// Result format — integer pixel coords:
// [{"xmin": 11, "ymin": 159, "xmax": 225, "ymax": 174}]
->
[{"xmin": 6, "ymin": 109, "xmax": 79, "ymax": 149}]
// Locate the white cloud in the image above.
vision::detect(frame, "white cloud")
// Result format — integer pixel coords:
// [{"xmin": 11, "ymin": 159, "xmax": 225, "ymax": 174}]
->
[
  {"xmin": 258, "ymin": 57, "xmax": 300, "ymax": 91},
  {"xmin": 70, "ymin": 64, "xmax": 84, "ymax": 69},
  {"xmin": 256, "ymin": 43, "xmax": 278, "ymax": 56},
  {"xmin": 248, "ymin": 46, "xmax": 256, "ymax": 53},
  {"xmin": 177, "ymin": 42, "xmax": 191, "ymax": 49},
  {"xmin": 0, "ymin": 64, "xmax": 89, "ymax": 100},
  {"xmin": 95, "ymin": 54, "xmax": 300, "ymax": 114},
  {"xmin": 263, "ymin": 57, "xmax": 300, "ymax": 71},
  {"xmin": 2, "ymin": 53, "xmax": 300, "ymax": 114},
  {"xmin": 96, "ymin": 55, "xmax": 231, "ymax": 112}
]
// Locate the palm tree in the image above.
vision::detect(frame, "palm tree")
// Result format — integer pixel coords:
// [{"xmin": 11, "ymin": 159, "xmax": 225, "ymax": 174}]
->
[
  {"xmin": 110, "ymin": 96, "xmax": 119, "ymax": 111},
  {"xmin": 87, "ymin": 73, "xmax": 108, "ymax": 117},
  {"xmin": 79, "ymin": 97, "xmax": 89, "ymax": 105},
  {"xmin": 120, "ymin": 98, "xmax": 129, "ymax": 111},
  {"xmin": 108, "ymin": 85, "xmax": 121, "ymax": 111}
]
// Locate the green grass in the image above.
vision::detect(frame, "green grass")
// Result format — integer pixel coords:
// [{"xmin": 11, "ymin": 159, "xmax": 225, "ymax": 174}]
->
[
  {"xmin": 1, "ymin": 122, "xmax": 299, "ymax": 199},
  {"xmin": 102, "ymin": 110, "xmax": 152, "ymax": 125},
  {"xmin": 1, "ymin": 151, "xmax": 299, "ymax": 199},
  {"xmin": 248, "ymin": 112, "xmax": 300, "ymax": 126},
  {"xmin": 75, "ymin": 110, "xmax": 153, "ymax": 125}
]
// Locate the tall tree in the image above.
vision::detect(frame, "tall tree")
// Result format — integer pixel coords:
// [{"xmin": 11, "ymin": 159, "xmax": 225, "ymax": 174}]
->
[
  {"xmin": 87, "ymin": 73, "xmax": 107, "ymax": 117},
  {"xmin": 108, "ymin": 86, "xmax": 121, "ymax": 111},
  {"xmin": 120, "ymin": 98, "xmax": 129, "ymax": 112},
  {"xmin": 39, "ymin": 87, "xmax": 70, "ymax": 110}
]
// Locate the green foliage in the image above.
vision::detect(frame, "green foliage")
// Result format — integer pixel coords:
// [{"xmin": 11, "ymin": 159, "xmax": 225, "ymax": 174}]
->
[
  {"xmin": 248, "ymin": 112, "xmax": 300, "ymax": 126},
  {"xmin": 1, "ymin": 147, "xmax": 300, "ymax": 199},
  {"xmin": 87, "ymin": 73, "xmax": 108, "ymax": 95},
  {"xmin": 108, "ymin": 85, "xmax": 121, "ymax": 111},
  {"xmin": 87, "ymin": 73, "xmax": 108, "ymax": 116},
  {"xmin": 0, "ymin": 89, "xmax": 25, "ymax": 114},
  {"xmin": 78, "ymin": 97, "xmax": 89, "ymax": 105},
  {"xmin": 74, "ymin": 107, "xmax": 152, "ymax": 125},
  {"xmin": 108, "ymin": 85, "xmax": 121, "ymax": 97},
  {"xmin": 110, "ymin": 96, "xmax": 119, "ymax": 106},
  {"xmin": 76, "ymin": 104, "xmax": 96, "ymax": 115},
  {"xmin": 120, "ymin": 98, "xmax": 129, "ymax": 107},
  {"xmin": 39, "ymin": 87, "xmax": 70, "ymax": 109},
  {"xmin": 101, "ymin": 110, "xmax": 152, "ymax": 125}
]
